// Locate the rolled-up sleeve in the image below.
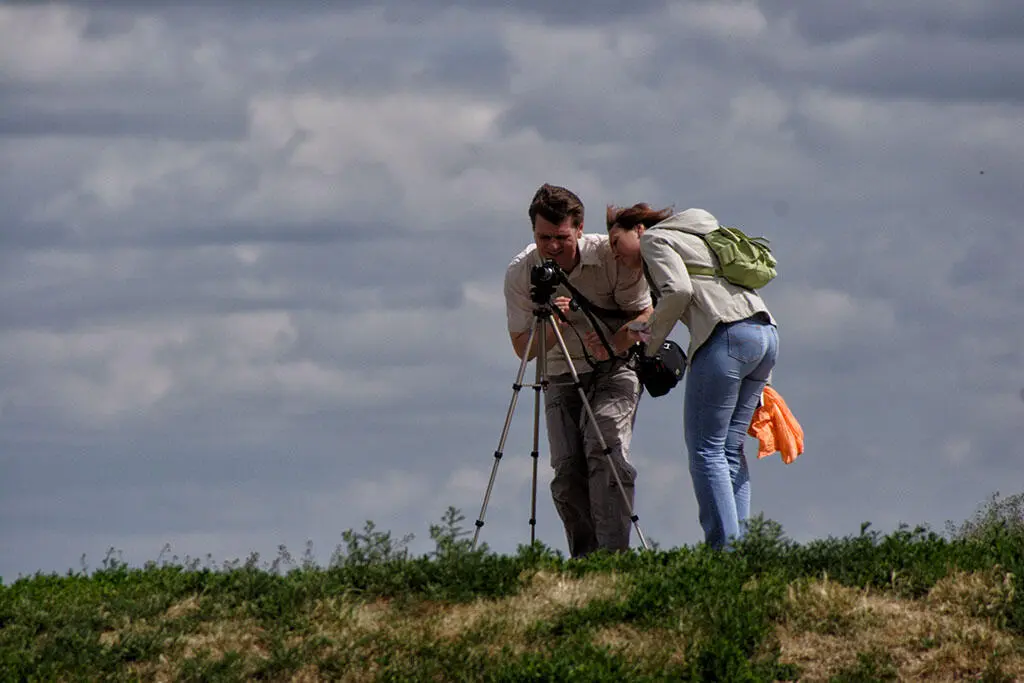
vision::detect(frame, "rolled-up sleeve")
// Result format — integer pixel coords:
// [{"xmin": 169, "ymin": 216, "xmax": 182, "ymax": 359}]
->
[
  {"xmin": 504, "ymin": 260, "xmax": 534, "ymax": 334},
  {"xmin": 640, "ymin": 232, "xmax": 693, "ymax": 350}
]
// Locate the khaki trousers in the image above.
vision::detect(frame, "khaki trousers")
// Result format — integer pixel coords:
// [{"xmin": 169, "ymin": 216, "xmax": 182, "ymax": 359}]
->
[{"xmin": 544, "ymin": 360, "xmax": 640, "ymax": 558}]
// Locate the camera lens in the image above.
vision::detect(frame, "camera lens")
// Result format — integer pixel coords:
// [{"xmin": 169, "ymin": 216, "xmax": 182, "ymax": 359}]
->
[{"xmin": 531, "ymin": 261, "xmax": 560, "ymax": 287}]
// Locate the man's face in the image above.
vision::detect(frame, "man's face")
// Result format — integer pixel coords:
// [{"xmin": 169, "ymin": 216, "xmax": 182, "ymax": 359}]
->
[{"xmin": 533, "ymin": 215, "xmax": 582, "ymax": 272}]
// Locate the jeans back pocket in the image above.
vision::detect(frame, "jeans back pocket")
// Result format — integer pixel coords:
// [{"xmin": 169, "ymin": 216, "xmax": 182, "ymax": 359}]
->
[{"xmin": 725, "ymin": 322, "xmax": 765, "ymax": 364}]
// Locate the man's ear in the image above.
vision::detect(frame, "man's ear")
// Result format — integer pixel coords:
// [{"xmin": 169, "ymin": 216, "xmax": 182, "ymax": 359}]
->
[{"xmin": 636, "ymin": 224, "xmax": 646, "ymax": 237}]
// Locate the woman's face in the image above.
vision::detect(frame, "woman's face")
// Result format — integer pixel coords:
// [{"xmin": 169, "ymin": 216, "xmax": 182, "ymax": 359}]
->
[{"xmin": 608, "ymin": 224, "xmax": 643, "ymax": 270}]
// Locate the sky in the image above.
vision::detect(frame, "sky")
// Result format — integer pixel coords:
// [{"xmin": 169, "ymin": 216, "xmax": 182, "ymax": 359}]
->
[{"xmin": 1, "ymin": 1, "xmax": 1022, "ymax": 580}]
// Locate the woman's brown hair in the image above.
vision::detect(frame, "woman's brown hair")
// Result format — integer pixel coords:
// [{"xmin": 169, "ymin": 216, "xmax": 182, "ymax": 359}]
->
[{"xmin": 606, "ymin": 203, "xmax": 673, "ymax": 232}]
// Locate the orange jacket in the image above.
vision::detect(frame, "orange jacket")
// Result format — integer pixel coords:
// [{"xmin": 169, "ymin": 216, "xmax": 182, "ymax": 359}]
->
[{"xmin": 747, "ymin": 386, "xmax": 804, "ymax": 464}]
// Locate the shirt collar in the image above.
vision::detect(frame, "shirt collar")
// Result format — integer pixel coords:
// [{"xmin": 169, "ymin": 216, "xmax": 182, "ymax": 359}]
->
[{"xmin": 577, "ymin": 233, "xmax": 602, "ymax": 267}]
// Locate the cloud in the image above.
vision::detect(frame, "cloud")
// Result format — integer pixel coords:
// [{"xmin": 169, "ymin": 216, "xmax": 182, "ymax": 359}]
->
[
  {"xmin": 770, "ymin": 285, "xmax": 897, "ymax": 348},
  {"xmin": 0, "ymin": 6, "xmax": 248, "ymax": 140},
  {"xmin": 752, "ymin": 1, "xmax": 1024, "ymax": 104},
  {"xmin": 0, "ymin": 98, "xmax": 248, "ymax": 140},
  {"xmin": 759, "ymin": 1, "xmax": 1024, "ymax": 44},
  {"xmin": 1, "ymin": 1, "xmax": 1022, "ymax": 581}
]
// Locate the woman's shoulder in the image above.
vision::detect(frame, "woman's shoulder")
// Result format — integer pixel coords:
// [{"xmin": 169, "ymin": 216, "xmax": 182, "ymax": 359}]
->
[{"xmin": 640, "ymin": 227, "xmax": 709, "ymax": 260}]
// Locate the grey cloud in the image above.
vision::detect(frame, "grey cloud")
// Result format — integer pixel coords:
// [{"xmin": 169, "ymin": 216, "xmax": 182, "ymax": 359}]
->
[
  {"xmin": 3, "ymin": 1, "xmax": 1023, "ymax": 582},
  {"xmin": 0, "ymin": 97, "xmax": 249, "ymax": 141},
  {"xmin": 0, "ymin": 220, "xmax": 73, "ymax": 250},
  {"xmin": 0, "ymin": 386, "xmax": 496, "ymax": 542},
  {"xmin": 948, "ymin": 224, "xmax": 1024, "ymax": 287},
  {"xmin": 0, "ymin": 15, "xmax": 249, "ymax": 141},
  {"xmin": 79, "ymin": 7, "xmax": 139, "ymax": 40},
  {"xmin": 615, "ymin": 5, "xmax": 1024, "ymax": 106},
  {"xmin": 0, "ymin": 234, "xmax": 474, "ymax": 335},
  {"xmin": 283, "ymin": 31, "xmax": 513, "ymax": 95},
  {"xmin": 496, "ymin": 96, "xmax": 667, "ymax": 147},
  {"xmin": 748, "ymin": 2, "xmax": 1024, "ymax": 104},
  {"xmin": 65, "ymin": 0, "xmax": 670, "ymax": 25},
  {"xmin": 367, "ymin": 0, "xmax": 670, "ymax": 26},
  {"xmin": 804, "ymin": 39, "xmax": 1024, "ymax": 104},
  {"xmin": 759, "ymin": 0, "xmax": 1024, "ymax": 44}
]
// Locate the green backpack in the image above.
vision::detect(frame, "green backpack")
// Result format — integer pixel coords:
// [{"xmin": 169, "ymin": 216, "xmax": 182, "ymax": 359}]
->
[{"xmin": 685, "ymin": 225, "xmax": 777, "ymax": 290}]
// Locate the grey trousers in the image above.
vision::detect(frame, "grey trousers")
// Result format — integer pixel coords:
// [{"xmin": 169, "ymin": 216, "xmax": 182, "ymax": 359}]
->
[{"xmin": 544, "ymin": 360, "xmax": 640, "ymax": 558}]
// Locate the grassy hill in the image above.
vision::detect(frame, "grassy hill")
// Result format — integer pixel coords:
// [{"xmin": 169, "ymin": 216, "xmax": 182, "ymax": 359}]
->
[{"xmin": 3, "ymin": 494, "xmax": 1023, "ymax": 682}]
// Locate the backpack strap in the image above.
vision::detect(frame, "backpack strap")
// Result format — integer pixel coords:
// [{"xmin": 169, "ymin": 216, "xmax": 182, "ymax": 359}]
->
[
  {"xmin": 685, "ymin": 264, "xmax": 718, "ymax": 278},
  {"xmin": 644, "ymin": 224, "xmax": 735, "ymax": 292},
  {"xmin": 653, "ymin": 223, "xmax": 722, "ymax": 280}
]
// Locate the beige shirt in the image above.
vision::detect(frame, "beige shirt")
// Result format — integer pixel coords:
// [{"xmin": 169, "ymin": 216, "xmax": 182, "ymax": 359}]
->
[
  {"xmin": 505, "ymin": 234, "xmax": 651, "ymax": 376},
  {"xmin": 640, "ymin": 208, "xmax": 774, "ymax": 363}
]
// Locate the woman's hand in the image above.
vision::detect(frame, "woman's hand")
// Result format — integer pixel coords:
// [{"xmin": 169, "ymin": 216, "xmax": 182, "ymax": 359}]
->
[
  {"xmin": 626, "ymin": 320, "xmax": 652, "ymax": 345},
  {"xmin": 583, "ymin": 331, "xmax": 611, "ymax": 361}
]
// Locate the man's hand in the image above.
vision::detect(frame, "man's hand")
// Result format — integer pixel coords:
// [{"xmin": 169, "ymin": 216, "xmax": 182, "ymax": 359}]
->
[
  {"xmin": 552, "ymin": 296, "xmax": 572, "ymax": 319},
  {"xmin": 511, "ymin": 297, "xmax": 571, "ymax": 360}
]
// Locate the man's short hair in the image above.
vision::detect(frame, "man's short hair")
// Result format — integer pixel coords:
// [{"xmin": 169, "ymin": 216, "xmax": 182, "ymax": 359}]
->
[{"xmin": 528, "ymin": 184, "xmax": 584, "ymax": 229}]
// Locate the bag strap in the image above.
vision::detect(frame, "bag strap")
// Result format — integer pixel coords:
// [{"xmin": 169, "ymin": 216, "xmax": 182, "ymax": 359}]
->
[
  {"xmin": 641, "ymin": 260, "xmax": 660, "ymax": 305},
  {"xmin": 557, "ymin": 277, "xmax": 622, "ymax": 361},
  {"xmin": 549, "ymin": 304, "xmax": 609, "ymax": 370}
]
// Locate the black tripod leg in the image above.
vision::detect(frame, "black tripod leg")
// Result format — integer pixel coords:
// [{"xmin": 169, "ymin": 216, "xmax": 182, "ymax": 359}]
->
[
  {"xmin": 547, "ymin": 319, "xmax": 650, "ymax": 551},
  {"xmin": 472, "ymin": 317, "xmax": 540, "ymax": 551}
]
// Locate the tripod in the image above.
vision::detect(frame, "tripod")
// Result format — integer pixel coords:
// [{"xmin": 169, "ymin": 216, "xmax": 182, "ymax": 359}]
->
[{"xmin": 471, "ymin": 290, "xmax": 650, "ymax": 553}]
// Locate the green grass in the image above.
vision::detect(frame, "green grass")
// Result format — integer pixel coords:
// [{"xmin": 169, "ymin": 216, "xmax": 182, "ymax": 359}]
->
[{"xmin": 3, "ymin": 497, "xmax": 1024, "ymax": 681}]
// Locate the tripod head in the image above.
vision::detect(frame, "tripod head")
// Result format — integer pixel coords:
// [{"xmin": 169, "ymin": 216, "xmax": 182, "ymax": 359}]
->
[{"xmin": 529, "ymin": 259, "xmax": 563, "ymax": 304}]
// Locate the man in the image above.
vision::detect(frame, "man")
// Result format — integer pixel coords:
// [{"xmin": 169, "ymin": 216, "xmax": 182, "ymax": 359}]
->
[{"xmin": 503, "ymin": 183, "xmax": 652, "ymax": 558}]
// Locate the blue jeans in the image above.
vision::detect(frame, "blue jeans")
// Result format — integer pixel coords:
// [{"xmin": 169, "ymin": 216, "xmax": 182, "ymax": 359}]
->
[{"xmin": 684, "ymin": 316, "xmax": 778, "ymax": 550}]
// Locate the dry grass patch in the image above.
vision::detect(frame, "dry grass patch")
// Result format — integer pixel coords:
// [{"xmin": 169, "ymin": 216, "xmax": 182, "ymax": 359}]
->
[
  {"xmin": 309, "ymin": 595, "xmax": 392, "ymax": 634},
  {"xmin": 164, "ymin": 595, "xmax": 201, "ymax": 619},
  {"xmin": 926, "ymin": 566, "xmax": 1016, "ymax": 620},
  {"xmin": 177, "ymin": 616, "xmax": 267, "ymax": 660},
  {"xmin": 778, "ymin": 575, "xmax": 1024, "ymax": 681},
  {"xmin": 432, "ymin": 570, "xmax": 625, "ymax": 639},
  {"xmin": 100, "ymin": 595, "xmax": 203, "ymax": 649},
  {"xmin": 592, "ymin": 623, "xmax": 691, "ymax": 667},
  {"xmin": 281, "ymin": 569, "xmax": 629, "ymax": 671},
  {"xmin": 783, "ymin": 575, "xmax": 885, "ymax": 637},
  {"xmin": 117, "ymin": 615, "xmax": 267, "ymax": 682},
  {"xmin": 383, "ymin": 569, "xmax": 623, "ymax": 641}
]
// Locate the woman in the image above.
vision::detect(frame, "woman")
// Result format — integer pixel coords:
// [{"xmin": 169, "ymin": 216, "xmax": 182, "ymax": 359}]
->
[{"xmin": 606, "ymin": 203, "xmax": 778, "ymax": 550}]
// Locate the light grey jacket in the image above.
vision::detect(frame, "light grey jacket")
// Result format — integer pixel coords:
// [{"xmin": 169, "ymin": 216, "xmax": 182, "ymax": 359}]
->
[{"xmin": 640, "ymin": 208, "xmax": 775, "ymax": 363}]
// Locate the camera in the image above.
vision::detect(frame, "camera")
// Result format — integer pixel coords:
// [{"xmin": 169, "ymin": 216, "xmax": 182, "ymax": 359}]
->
[
  {"xmin": 530, "ymin": 260, "xmax": 562, "ymax": 288},
  {"xmin": 529, "ymin": 259, "xmax": 563, "ymax": 303}
]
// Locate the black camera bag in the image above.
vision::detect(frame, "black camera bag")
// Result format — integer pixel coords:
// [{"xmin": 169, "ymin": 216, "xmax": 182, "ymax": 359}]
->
[{"xmin": 636, "ymin": 340, "xmax": 686, "ymax": 397}]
